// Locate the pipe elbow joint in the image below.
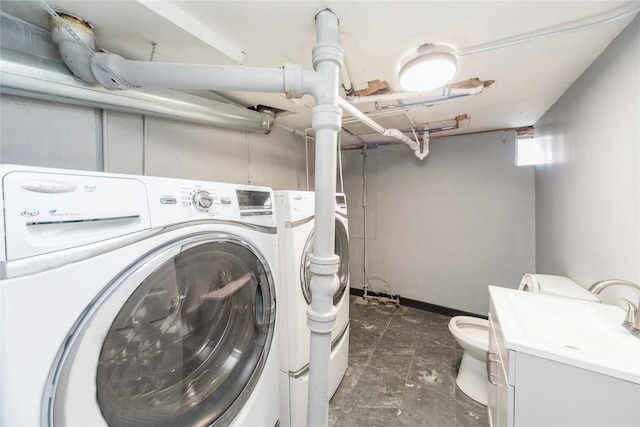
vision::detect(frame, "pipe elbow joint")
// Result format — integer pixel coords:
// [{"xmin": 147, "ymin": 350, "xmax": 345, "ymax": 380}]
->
[
  {"xmin": 91, "ymin": 53, "xmax": 138, "ymax": 90},
  {"xmin": 49, "ymin": 15, "xmax": 96, "ymax": 83},
  {"xmin": 414, "ymin": 148, "xmax": 430, "ymax": 160}
]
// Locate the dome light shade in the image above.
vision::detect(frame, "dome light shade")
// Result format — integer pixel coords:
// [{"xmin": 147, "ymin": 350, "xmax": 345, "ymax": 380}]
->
[{"xmin": 399, "ymin": 51, "xmax": 457, "ymax": 92}]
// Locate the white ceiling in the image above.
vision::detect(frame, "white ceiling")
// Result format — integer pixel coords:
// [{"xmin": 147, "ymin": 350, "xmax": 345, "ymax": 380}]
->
[{"xmin": 2, "ymin": 1, "xmax": 637, "ymax": 148}]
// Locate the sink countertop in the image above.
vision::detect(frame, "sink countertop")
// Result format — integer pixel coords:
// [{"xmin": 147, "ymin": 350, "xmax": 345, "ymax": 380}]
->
[{"xmin": 489, "ymin": 285, "xmax": 640, "ymax": 384}]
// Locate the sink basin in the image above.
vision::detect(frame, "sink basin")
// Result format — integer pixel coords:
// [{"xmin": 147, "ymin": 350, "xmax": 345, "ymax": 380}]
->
[{"xmin": 489, "ymin": 286, "xmax": 640, "ymax": 383}]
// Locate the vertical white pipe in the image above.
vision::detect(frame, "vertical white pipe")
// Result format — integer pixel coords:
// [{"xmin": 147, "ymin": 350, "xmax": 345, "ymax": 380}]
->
[{"xmin": 306, "ymin": 9, "xmax": 343, "ymax": 427}]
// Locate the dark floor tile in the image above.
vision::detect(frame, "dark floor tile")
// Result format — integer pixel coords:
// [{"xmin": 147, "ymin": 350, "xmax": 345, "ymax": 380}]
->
[
  {"xmin": 342, "ymin": 365, "xmax": 406, "ymax": 409},
  {"xmin": 329, "ymin": 354, "xmax": 369, "ymax": 416},
  {"xmin": 368, "ymin": 350, "xmax": 414, "ymax": 380},
  {"xmin": 415, "ymin": 342, "xmax": 457, "ymax": 362},
  {"xmin": 395, "ymin": 385, "xmax": 456, "ymax": 427},
  {"xmin": 407, "ymin": 348, "xmax": 457, "ymax": 397},
  {"xmin": 348, "ymin": 320, "xmax": 385, "ymax": 355},
  {"xmin": 455, "ymin": 389, "xmax": 489, "ymax": 427},
  {"xmin": 418, "ymin": 323, "xmax": 457, "ymax": 348},
  {"xmin": 333, "ymin": 406, "xmax": 399, "ymax": 427},
  {"xmin": 374, "ymin": 332, "xmax": 416, "ymax": 355},
  {"xmin": 390, "ymin": 309, "xmax": 427, "ymax": 333}
]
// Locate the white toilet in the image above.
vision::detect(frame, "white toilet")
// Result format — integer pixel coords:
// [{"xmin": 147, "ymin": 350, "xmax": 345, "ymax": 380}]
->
[
  {"xmin": 448, "ymin": 316, "xmax": 489, "ymax": 405},
  {"xmin": 448, "ymin": 273, "xmax": 598, "ymax": 406}
]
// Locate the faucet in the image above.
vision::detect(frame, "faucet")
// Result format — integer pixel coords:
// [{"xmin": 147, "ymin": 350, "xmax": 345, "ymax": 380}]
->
[{"xmin": 589, "ymin": 279, "xmax": 640, "ymax": 339}]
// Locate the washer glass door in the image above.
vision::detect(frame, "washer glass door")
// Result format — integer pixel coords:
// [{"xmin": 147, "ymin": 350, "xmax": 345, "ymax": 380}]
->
[
  {"xmin": 48, "ymin": 233, "xmax": 275, "ymax": 427},
  {"xmin": 301, "ymin": 218, "xmax": 350, "ymax": 305}
]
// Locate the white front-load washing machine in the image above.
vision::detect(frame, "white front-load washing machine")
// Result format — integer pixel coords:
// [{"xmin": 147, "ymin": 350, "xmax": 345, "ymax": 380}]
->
[
  {"xmin": 274, "ymin": 191, "xmax": 349, "ymax": 427},
  {"xmin": 0, "ymin": 165, "xmax": 280, "ymax": 427}
]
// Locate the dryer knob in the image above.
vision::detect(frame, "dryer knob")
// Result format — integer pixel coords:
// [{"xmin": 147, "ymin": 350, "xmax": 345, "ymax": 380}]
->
[{"xmin": 192, "ymin": 190, "xmax": 213, "ymax": 211}]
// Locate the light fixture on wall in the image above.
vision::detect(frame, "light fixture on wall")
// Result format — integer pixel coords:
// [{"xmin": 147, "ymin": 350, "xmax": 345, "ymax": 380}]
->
[{"xmin": 399, "ymin": 43, "xmax": 457, "ymax": 91}]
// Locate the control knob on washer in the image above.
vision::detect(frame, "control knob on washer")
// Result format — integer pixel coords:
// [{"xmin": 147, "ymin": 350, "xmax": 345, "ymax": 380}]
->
[{"xmin": 191, "ymin": 190, "xmax": 213, "ymax": 211}]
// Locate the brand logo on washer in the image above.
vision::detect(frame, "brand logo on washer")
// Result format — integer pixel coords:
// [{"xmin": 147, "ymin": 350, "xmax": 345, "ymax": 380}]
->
[
  {"xmin": 20, "ymin": 210, "xmax": 39, "ymax": 217},
  {"xmin": 48, "ymin": 209, "xmax": 80, "ymax": 217}
]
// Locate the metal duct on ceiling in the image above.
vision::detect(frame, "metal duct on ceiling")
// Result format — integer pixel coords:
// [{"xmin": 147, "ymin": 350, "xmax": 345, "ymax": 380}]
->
[{"xmin": 0, "ymin": 48, "xmax": 274, "ymax": 133}]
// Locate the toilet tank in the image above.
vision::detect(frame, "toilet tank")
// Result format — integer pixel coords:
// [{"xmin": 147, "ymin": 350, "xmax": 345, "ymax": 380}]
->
[{"xmin": 519, "ymin": 274, "xmax": 601, "ymax": 303}]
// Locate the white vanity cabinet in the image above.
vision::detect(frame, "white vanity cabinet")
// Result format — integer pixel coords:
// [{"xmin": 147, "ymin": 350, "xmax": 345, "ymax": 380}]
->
[
  {"xmin": 487, "ymin": 311, "xmax": 513, "ymax": 427},
  {"xmin": 488, "ymin": 286, "xmax": 640, "ymax": 427}
]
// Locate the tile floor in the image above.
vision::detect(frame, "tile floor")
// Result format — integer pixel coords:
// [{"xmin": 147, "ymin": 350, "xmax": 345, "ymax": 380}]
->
[{"xmin": 329, "ymin": 296, "xmax": 489, "ymax": 427}]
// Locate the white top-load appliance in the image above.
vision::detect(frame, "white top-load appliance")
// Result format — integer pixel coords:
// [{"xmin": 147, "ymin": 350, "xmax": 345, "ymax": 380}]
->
[
  {"xmin": 275, "ymin": 190, "xmax": 350, "ymax": 427},
  {"xmin": 0, "ymin": 164, "xmax": 280, "ymax": 427}
]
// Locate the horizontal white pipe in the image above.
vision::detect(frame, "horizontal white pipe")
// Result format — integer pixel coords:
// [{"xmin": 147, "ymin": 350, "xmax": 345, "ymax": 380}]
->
[
  {"xmin": 92, "ymin": 52, "xmax": 289, "ymax": 92},
  {"xmin": 92, "ymin": 53, "xmax": 324, "ymax": 103},
  {"xmin": 47, "ymin": 13, "xmax": 320, "ymax": 100},
  {"xmin": 0, "ymin": 48, "xmax": 273, "ymax": 133},
  {"xmin": 337, "ymin": 97, "xmax": 419, "ymax": 150}
]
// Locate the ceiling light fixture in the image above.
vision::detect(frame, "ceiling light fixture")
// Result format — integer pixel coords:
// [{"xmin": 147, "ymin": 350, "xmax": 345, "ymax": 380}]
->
[{"xmin": 399, "ymin": 43, "xmax": 457, "ymax": 92}]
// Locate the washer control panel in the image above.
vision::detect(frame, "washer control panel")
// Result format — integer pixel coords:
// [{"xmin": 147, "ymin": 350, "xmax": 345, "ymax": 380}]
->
[
  {"xmin": 149, "ymin": 179, "xmax": 275, "ymax": 227},
  {"xmin": 190, "ymin": 189, "xmax": 214, "ymax": 211},
  {"xmin": 178, "ymin": 186, "xmax": 225, "ymax": 215}
]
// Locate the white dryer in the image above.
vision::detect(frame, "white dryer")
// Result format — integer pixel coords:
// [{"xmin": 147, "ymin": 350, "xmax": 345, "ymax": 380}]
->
[
  {"xmin": 275, "ymin": 191, "xmax": 349, "ymax": 427},
  {"xmin": 0, "ymin": 165, "xmax": 280, "ymax": 427}
]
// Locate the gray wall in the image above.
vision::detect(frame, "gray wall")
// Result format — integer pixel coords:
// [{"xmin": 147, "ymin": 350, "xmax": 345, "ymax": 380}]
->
[
  {"xmin": 342, "ymin": 131, "xmax": 536, "ymax": 315},
  {"xmin": 0, "ymin": 95, "xmax": 311, "ymax": 189},
  {"xmin": 1, "ymin": 95, "xmax": 103, "ymax": 171},
  {"xmin": 534, "ymin": 15, "xmax": 639, "ymax": 306}
]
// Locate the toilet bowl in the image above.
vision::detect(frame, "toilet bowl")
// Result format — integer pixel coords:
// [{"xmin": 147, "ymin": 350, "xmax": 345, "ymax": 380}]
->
[
  {"xmin": 448, "ymin": 273, "xmax": 597, "ymax": 406},
  {"xmin": 448, "ymin": 315, "xmax": 489, "ymax": 406}
]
